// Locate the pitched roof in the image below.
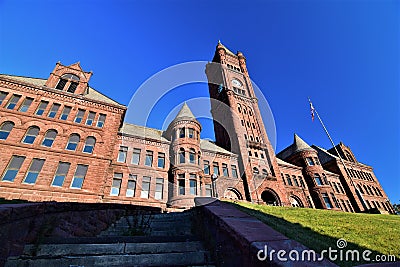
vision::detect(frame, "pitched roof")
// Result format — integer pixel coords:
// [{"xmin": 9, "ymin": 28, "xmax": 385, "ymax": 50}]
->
[
  {"xmin": 119, "ymin": 123, "xmax": 169, "ymax": 142},
  {"xmin": 276, "ymin": 158, "xmax": 301, "ymax": 169},
  {"xmin": 174, "ymin": 102, "xmax": 196, "ymax": 121},
  {"xmin": 200, "ymin": 139, "xmax": 236, "ymax": 156},
  {"xmin": 277, "ymin": 133, "xmax": 314, "ymax": 159},
  {"xmin": 0, "ymin": 74, "xmax": 124, "ymax": 107}
]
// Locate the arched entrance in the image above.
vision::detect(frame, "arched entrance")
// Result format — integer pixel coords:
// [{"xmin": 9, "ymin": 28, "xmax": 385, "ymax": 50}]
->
[
  {"xmin": 261, "ymin": 189, "xmax": 281, "ymax": 206},
  {"xmin": 223, "ymin": 187, "xmax": 243, "ymax": 200},
  {"xmin": 289, "ymin": 196, "xmax": 304, "ymax": 207}
]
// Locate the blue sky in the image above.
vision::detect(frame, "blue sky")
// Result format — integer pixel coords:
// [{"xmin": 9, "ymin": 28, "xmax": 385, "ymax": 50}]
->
[{"xmin": 0, "ymin": 0, "xmax": 399, "ymax": 204}]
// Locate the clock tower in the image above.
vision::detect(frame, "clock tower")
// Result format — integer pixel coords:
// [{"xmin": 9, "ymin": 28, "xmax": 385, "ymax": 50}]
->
[{"xmin": 205, "ymin": 41, "xmax": 286, "ymax": 203}]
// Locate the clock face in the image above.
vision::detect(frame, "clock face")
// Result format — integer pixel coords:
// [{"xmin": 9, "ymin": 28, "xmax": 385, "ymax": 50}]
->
[{"xmin": 232, "ymin": 79, "xmax": 242, "ymax": 88}]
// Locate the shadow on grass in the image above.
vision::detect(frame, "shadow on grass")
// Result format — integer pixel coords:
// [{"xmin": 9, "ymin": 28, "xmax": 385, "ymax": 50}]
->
[{"xmin": 229, "ymin": 202, "xmax": 399, "ymax": 267}]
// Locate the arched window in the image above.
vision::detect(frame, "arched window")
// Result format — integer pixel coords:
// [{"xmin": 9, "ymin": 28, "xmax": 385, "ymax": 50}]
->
[
  {"xmin": 22, "ymin": 126, "xmax": 40, "ymax": 144},
  {"xmin": 189, "ymin": 148, "xmax": 196, "ymax": 164},
  {"xmin": 255, "ymin": 137, "xmax": 259, "ymax": 142},
  {"xmin": 56, "ymin": 73, "xmax": 80, "ymax": 93},
  {"xmin": 66, "ymin": 134, "xmax": 80, "ymax": 151},
  {"xmin": 179, "ymin": 127, "xmax": 185, "ymax": 138},
  {"xmin": 0, "ymin": 121, "xmax": 14, "ymax": 140},
  {"xmin": 179, "ymin": 148, "xmax": 185, "ymax": 164},
  {"xmin": 249, "ymin": 110, "xmax": 253, "ymax": 116},
  {"xmin": 250, "ymin": 136, "xmax": 254, "ymax": 141},
  {"xmin": 238, "ymin": 105, "xmax": 242, "ymax": 113},
  {"xmin": 42, "ymin": 130, "xmax": 57, "ymax": 147},
  {"xmin": 262, "ymin": 169, "xmax": 268, "ymax": 175},
  {"xmin": 253, "ymin": 167, "xmax": 259, "ymax": 174},
  {"xmin": 243, "ymin": 107, "xmax": 247, "ymax": 114},
  {"xmin": 83, "ymin": 136, "xmax": 96, "ymax": 154}
]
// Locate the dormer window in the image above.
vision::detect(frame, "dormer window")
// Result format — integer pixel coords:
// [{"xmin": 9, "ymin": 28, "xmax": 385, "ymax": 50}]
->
[{"xmin": 55, "ymin": 73, "xmax": 80, "ymax": 93}]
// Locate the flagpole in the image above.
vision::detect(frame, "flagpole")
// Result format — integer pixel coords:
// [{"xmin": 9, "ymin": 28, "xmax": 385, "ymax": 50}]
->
[{"xmin": 308, "ymin": 98, "xmax": 368, "ymax": 211}]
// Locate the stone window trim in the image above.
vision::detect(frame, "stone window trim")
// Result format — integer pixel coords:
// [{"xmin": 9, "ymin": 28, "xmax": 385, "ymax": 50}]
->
[
  {"xmin": 41, "ymin": 129, "xmax": 58, "ymax": 148},
  {"xmin": 22, "ymin": 126, "xmax": 40, "ymax": 145}
]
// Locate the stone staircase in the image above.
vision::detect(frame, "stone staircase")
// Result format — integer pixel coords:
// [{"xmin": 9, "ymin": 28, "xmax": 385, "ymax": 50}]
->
[{"xmin": 5, "ymin": 211, "xmax": 215, "ymax": 267}]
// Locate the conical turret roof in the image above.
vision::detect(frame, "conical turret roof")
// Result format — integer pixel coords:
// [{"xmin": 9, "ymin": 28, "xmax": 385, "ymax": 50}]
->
[
  {"xmin": 174, "ymin": 102, "xmax": 196, "ymax": 121},
  {"xmin": 293, "ymin": 133, "xmax": 313, "ymax": 153}
]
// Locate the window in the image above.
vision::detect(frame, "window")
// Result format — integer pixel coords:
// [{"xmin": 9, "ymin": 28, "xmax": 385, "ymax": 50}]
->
[
  {"xmin": 131, "ymin": 148, "xmax": 141, "ymax": 165},
  {"xmin": 0, "ymin": 91, "xmax": 8, "ymax": 105},
  {"xmin": 341, "ymin": 200, "xmax": 349, "ymax": 212},
  {"xmin": 189, "ymin": 149, "xmax": 196, "ymax": 164},
  {"xmin": 59, "ymin": 106, "xmax": 72, "ymax": 120},
  {"xmin": 322, "ymin": 174, "xmax": 328, "ymax": 184},
  {"xmin": 306, "ymin": 157, "xmax": 314, "ymax": 166},
  {"xmin": 231, "ymin": 165, "xmax": 238, "ymax": 178},
  {"xmin": 83, "ymin": 136, "xmax": 96, "ymax": 154},
  {"xmin": 286, "ymin": 174, "xmax": 293, "ymax": 186},
  {"xmin": 298, "ymin": 176, "xmax": 305, "ymax": 187},
  {"xmin": 321, "ymin": 193, "xmax": 333, "ymax": 209},
  {"xmin": 97, "ymin": 114, "xmax": 106, "ymax": 128},
  {"xmin": 51, "ymin": 162, "xmax": 70, "ymax": 187},
  {"xmin": 188, "ymin": 128, "xmax": 194, "ymax": 138},
  {"xmin": 74, "ymin": 109, "xmax": 85, "ymax": 123},
  {"xmin": 262, "ymin": 169, "xmax": 268, "ymax": 176},
  {"xmin": 56, "ymin": 78, "xmax": 67, "ymax": 90},
  {"xmin": 253, "ymin": 167, "xmax": 259, "ymax": 175},
  {"xmin": 110, "ymin": 173, "xmax": 122, "ymax": 196},
  {"xmin": 190, "ymin": 177, "xmax": 197, "ymax": 195},
  {"xmin": 333, "ymin": 182, "xmax": 340, "ymax": 193},
  {"xmin": 117, "ymin": 146, "xmax": 128, "ymax": 162},
  {"xmin": 0, "ymin": 121, "xmax": 14, "ymax": 140},
  {"xmin": 47, "ymin": 103, "xmax": 61, "ymax": 118},
  {"xmin": 6, "ymin": 95, "xmax": 21, "ymax": 110},
  {"xmin": 1, "ymin": 156, "xmax": 25, "ymax": 182},
  {"xmin": 145, "ymin": 150, "xmax": 153, "ymax": 167},
  {"xmin": 18, "ymin": 97, "xmax": 33, "ymax": 112},
  {"xmin": 35, "ymin": 100, "xmax": 48, "ymax": 116},
  {"xmin": 204, "ymin": 160, "xmax": 210, "ymax": 175},
  {"xmin": 213, "ymin": 162, "xmax": 219, "ymax": 176},
  {"xmin": 126, "ymin": 175, "xmax": 137, "ymax": 197},
  {"xmin": 314, "ymin": 174, "xmax": 322, "ymax": 186},
  {"xmin": 292, "ymin": 176, "xmax": 299, "ymax": 187},
  {"xmin": 67, "ymin": 82, "xmax": 78, "ymax": 93},
  {"xmin": 241, "ymin": 120, "xmax": 244, "ymax": 126},
  {"xmin": 221, "ymin": 163, "xmax": 228, "ymax": 177},
  {"xmin": 41, "ymin": 130, "xmax": 57, "ymax": 147},
  {"xmin": 179, "ymin": 128, "xmax": 185, "ymax": 138},
  {"xmin": 331, "ymin": 193, "xmax": 340, "ymax": 208},
  {"xmin": 23, "ymin": 158, "xmax": 45, "ymax": 184},
  {"xmin": 155, "ymin": 178, "xmax": 164, "ymax": 200},
  {"xmin": 205, "ymin": 184, "xmax": 212, "ymax": 197},
  {"xmin": 179, "ymin": 148, "xmax": 185, "ymax": 164},
  {"xmin": 178, "ymin": 175, "xmax": 185, "ymax": 195},
  {"xmin": 86, "ymin": 111, "xmax": 96, "ymax": 126},
  {"xmin": 157, "ymin": 153, "xmax": 165, "ymax": 168},
  {"xmin": 66, "ymin": 134, "xmax": 80, "ymax": 151},
  {"xmin": 22, "ymin": 126, "xmax": 40, "ymax": 144},
  {"xmin": 141, "ymin": 176, "xmax": 151, "ymax": 198},
  {"xmin": 314, "ymin": 157, "xmax": 320, "ymax": 165},
  {"xmin": 70, "ymin": 164, "xmax": 88, "ymax": 189}
]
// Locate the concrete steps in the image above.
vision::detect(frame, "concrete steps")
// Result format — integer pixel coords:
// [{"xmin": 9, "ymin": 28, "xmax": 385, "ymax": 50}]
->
[{"xmin": 6, "ymin": 211, "xmax": 215, "ymax": 266}]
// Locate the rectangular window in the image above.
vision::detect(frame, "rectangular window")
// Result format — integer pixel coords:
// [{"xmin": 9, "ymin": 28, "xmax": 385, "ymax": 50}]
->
[
  {"xmin": 179, "ymin": 128, "xmax": 185, "ymax": 138},
  {"xmin": 145, "ymin": 150, "xmax": 153, "ymax": 167},
  {"xmin": 341, "ymin": 199, "xmax": 349, "ymax": 212},
  {"xmin": 59, "ymin": 106, "xmax": 72, "ymax": 120},
  {"xmin": 231, "ymin": 165, "xmax": 238, "ymax": 178},
  {"xmin": 35, "ymin": 100, "xmax": 48, "ymax": 116},
  {"xmin": 70, "ymin": 164, "xmax": 88, "ymax": 189},
  {"xmin": 56, "ymin": 78, "xmax": 67, "ymax": 90},
  {"xmin": 6, "ymin": 95, "xmax": 21, "ymax": 110},
  {"xmin": 74, "ymin": 109, "xmax": 85, "ymax": 123},
  {"xmin": 18, "ymin": 97, "xmax": 33, "ymax": 112},
  {"xmin": 1, "ymin": 156, "xmax": 25, "ymax": 182},
  {"xmin": 286, "ymin": 174, "xmax": 293, "ymax": 186},
  {"xmin": 155, "ymin": 178, "xmax": 164, "ymax": 200},
  {"xmin": 205, "ymin": 184, "xmax": 212, "ymax": 197},
  {"xmin": 321, "ymin": 193, "xmax": 332, "ymax": 209},
  {"xmin": 51, "ymin": 162, "xmax": 70, "ymax": 187},
  {"xmin": 97, "ymin": 114, "xmax": 106, "ymax": 128},
  {"xmin": 213, "ymin": 162, "xmax": 219, "ymax": 176},
  {"xmin": 314, "ymin": 174, "xmax": 322, "ymax": 186},
  {"xmin": 117, "ymin": 146, "xmax": 128, "ymax": 163},
  {"xmin": 131, "ymin": 148, "xmax": 141, "ymax": 165},
  {"xmin": 110, "ymin": 173, "xmax": 122, "ymax": 196},
  {"xmin": 292, "ymin": 175, "xmax": 299, "ymax": 187},
  {"xmin": 0, "ymin": 91, "xmax": 8, "ymax": 105},
  {"xmin": 23, "ymin": 158, "xmax": 45, "ymax": 184},
  {"xmin": 47, "ymin": 103, "xmax": 61, "ymax": 118},
  {"xmin": 67, "ymin": 82, "xmax": 78, "ymax": 93},
  {"xmin": 188, "ymin": 128, "xmax": 194, "ymax": 138},
  {"xmin": 190, "ymin": 178, "xmax": 197, "ymax": 195},
  {"xmin": 178, "ymin": 176, "xmax": 185, "ymax": 195},
  {"xmin": 306, "ymin": 157, "xmax": 315, "ymax": 166},
  {"xmin": 157, "ymin": 152, "xmax": 165, "ymax": 168},
  {"xmin": 86, "ymin": 111, "xmax": 96, "ymax": 126},
  {"xmin": 204, "ymin": 160, "xmax": 210, "ymax": 175},
  {"xmin": 126, "ymin": 175, "xmax": 137, "ymax": 197},
  {"xmin": 298, "ymin": 176, "xmax": 305, "ymax": 187},
  {"xmin": 141, "ymin": 176, "xmax": 151, "ymax": 198},
  {"xmin": 222, "ymin": 163, "xmax": 228, "ymax": 177}
]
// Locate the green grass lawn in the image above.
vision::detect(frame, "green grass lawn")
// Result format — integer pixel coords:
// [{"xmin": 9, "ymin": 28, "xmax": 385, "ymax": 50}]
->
[{"xmin": 229, "ymin": 201, "xmax": 399, "ymax": 266}]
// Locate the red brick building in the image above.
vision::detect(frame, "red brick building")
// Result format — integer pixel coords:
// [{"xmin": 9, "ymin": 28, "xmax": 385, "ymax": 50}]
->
[{"xmin": 0, "ymin": 43, "xmax": 394, "ymax": 213}]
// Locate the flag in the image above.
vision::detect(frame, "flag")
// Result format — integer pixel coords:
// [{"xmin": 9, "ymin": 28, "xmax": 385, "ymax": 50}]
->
[{"xmin": 309, "ymin": 100, "xmax": 315, "ymax": 122}]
